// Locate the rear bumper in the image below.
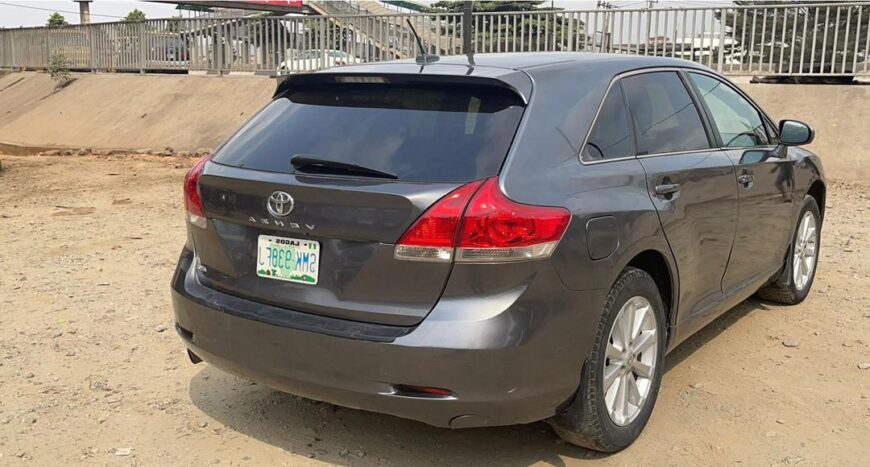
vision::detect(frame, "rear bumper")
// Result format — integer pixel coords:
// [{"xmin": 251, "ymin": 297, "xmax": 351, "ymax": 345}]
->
[{"xmin": 172, "ymin": 248, "xmax": 605, "ymax": 428}]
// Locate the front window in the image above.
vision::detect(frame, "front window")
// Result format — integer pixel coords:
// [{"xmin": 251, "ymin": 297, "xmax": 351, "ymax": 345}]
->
[{"xmin": 689, "ymin": 73, "xmax": 770, "ymax": 148}]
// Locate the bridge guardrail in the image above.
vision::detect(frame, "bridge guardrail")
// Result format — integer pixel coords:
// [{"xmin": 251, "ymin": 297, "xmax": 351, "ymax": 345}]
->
[{"xmin": 1, "ymin": 3, "xmax": 867, "ymax": 76}]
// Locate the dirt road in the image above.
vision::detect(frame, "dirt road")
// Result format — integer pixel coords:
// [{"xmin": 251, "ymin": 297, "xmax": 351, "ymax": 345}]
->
[{"xmin": 1, "ymin": 154, "xmax": 868, "ymax": 466}]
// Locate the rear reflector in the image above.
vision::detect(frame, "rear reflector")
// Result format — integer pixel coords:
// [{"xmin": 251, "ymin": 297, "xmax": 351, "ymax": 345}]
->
[
  {"xmin": 183, "ymin": 155, "xmax": 212, "ymax": 229},
  {"xmin": 393, "ymin": 384, "xmax": 454, "ymax": 398},
  {"xmin": 395, "ymin": 177, "xmax": 570, "ymax": 263}
]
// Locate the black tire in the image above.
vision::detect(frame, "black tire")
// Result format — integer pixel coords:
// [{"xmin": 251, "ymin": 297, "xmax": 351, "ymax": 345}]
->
[
  {"xmin": 756, "ymin": 195, "xmax": 821, "ymax": 305},
  {"xmin": 549, "ymin": 267, "xmax": 666, "ymax": 452}
]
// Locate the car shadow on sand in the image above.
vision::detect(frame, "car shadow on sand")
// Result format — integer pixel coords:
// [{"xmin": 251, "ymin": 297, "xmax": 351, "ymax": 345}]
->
[{"xmin": 188, "ymin": 297, "xmax": 768, "ymax": 466}]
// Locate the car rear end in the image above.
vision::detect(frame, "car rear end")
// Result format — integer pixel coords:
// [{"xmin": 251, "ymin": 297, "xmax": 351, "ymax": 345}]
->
[{"xmin": 171, "ymin": 66, "xmax": 599, "ymax": 427}]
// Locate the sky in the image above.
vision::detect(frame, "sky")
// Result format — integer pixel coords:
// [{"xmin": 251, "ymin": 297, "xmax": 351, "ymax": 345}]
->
[
  {"xmin": 0, "ymin": 1, "xmax": 185, "ymax": 27},
  {"xmin": 0, "ymin": 0, "xmax": 733, "ymax": 29}
]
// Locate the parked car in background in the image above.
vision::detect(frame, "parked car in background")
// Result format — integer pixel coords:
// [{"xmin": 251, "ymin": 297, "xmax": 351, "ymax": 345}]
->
[
  {"xmin": 147, "ymin": 36, "xmax": 188, "ymax": 66},
  {"xmin": 173, "ymin": 53, "xmax": 825, "ymax": 451},
  {"xmin": 278, "ymin": 49, "xmax": 357, "ymax": 72}
]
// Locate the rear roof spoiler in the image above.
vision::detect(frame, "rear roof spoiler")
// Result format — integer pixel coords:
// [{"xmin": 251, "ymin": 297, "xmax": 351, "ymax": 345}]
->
[{"xmin": 274, "ymin": 71, "xmax": 530, "ymax": 104}]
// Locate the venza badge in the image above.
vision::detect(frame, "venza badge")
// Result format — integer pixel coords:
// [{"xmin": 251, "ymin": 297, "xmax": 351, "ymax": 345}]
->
[{"xmin": 266, "ymin": 191, "xmax": 294, "ymax": 217}]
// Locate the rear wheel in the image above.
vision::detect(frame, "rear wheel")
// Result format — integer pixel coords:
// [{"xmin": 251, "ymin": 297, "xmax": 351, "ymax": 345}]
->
[
  {"xmin": 550, "ymin": 267, "xmax": 666, "ymax": 452},
  {"xmin": 756, "ymin": 195, "xmax": 821, "ymax": 304}
]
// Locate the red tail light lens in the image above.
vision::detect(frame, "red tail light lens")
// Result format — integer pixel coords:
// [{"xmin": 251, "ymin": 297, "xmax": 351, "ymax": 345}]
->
[
  {"xmin": 183, "ymin": 155, "xmax": 212, "ymax": 229},
  {"xmin": 394, "ymin": 180, "xmax": 484, "ymax": 262},
  {"xmin": 456, "ymin": 178, "xmax": 571, "ymax": 262},
  {"xmin": 394, "ymin": 177, "xmax": 570, "ymax": 263}
]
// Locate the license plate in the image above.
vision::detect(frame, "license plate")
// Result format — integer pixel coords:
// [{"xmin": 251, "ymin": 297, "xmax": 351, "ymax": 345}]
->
[{"xmin": 256, "ymin": 235, "xmax": 320, "ymax": 285}]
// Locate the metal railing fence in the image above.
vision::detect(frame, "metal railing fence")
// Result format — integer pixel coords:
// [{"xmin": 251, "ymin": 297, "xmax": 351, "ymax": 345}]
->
[{"xmin": 1, "ymin": 2, "xmax": 867, "ymax": 76}]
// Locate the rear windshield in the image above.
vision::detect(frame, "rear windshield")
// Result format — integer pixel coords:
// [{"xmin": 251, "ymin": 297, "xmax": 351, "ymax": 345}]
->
[{"xmin": 211, "ymin": 82, "xmax": 525, "ymax": 183}]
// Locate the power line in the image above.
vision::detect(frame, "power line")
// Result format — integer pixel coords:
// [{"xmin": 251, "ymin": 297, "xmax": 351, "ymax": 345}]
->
[{"xmin": 0, "ymin": 1, "xmax": 127, "ymax": 20}]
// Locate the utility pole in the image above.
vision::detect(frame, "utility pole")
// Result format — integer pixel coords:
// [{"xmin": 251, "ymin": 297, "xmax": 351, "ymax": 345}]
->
[
  {"xmin": 597, "ymin": 1, "xmax": 614, "ymax": 53},
  {"xmin": 462, "ymin": 1, "xmax": 473, "ymax": 57},
  {"xmin": 74, "ymin": 0, "xmax": 93, "ymax": 25},
  {"xmin": 645, "ymin": 0, "xmax": 658, "ymax": 52}
]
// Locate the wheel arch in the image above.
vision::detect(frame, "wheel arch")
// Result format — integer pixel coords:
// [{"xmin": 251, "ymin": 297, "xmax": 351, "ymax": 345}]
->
[
  {"xmin": 622, "ymin": 249, "xmax": 678, "ymax": 347},
  {"xmin": 807, "ymin": 179, "xmax": 826, "ymax": 223}
]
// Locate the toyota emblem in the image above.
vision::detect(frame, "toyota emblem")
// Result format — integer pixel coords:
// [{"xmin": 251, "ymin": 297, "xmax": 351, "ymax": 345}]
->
[{"xmin": 266, "ymin": 191, "xmax": 294, "ymax": 217}]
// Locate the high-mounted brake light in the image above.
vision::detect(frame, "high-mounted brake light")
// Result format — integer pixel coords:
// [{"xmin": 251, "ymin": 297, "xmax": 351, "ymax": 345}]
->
[
  {"xmin": 394, "ymin": 177, "xmax": 571, "ymax": 263},
  {"xmin": 335, "ymin": 75, "xmax": 387, "ymax": 83},
  {"xmin": 183, "ymin": 155, "xmax": 212, "ymax": 229}
]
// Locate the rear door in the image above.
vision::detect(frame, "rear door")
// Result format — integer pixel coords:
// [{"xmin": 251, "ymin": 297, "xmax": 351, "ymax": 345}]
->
[
  {"xmin": 686, "ymin": 72, "xmax": 794, "ymax": 292},
  {"xmin": 191, "ymin": 78, "xmax": 526, "ymax": 326},
  {"xmin": 623, "ymin": 71, "xmax": 739, "ymax": 319}
]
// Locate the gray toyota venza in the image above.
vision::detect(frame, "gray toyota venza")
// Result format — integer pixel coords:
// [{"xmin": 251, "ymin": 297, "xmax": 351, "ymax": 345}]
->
[{"xmin": 172, "ymin": 53, "xmax": 825, "ymax": 451}]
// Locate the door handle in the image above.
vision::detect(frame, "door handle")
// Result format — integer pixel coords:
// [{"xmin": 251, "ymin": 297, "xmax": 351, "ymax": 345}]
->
[
  {"xmin": 737, "ymin": 173, "xmax": 755, "ymax": 186},
  {"xmin": 654, "ymin": 183, "xmax": 682, "ymax": 196}
]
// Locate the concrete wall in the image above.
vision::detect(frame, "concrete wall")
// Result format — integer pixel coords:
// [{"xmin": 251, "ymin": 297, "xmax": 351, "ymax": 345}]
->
[
  {"xmin": 733, "ymin": 78, "xmax": 869, "ymax": 183},
  {"xmin": 0, "ymin": 72, "xmax": 274, "ymax": 153},
  {"xmin": 0, "ymin": 71, "xmax": 866, "ymax": 181}
]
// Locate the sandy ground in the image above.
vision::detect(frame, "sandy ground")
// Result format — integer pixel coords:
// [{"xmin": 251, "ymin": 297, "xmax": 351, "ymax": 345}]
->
[{"xmin": 0, "ymin": 154, "xmax": 868, "ymax": 466}]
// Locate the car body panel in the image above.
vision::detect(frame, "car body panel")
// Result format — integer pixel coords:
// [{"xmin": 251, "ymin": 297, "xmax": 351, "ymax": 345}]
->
[
  {"xmin": 193, "ymin": 163, "xmax": 459, "ymax": 326},
  {"xmin": 638, "ymin": 151, "xmax": 739, "ymax": 323},
  {"xmin": 720, "ymin": 146, "xmax": 795, "ymax": 292},
  {"xmin": 173, "ymin": 247, "xmax": 606, "ymax": 428}
]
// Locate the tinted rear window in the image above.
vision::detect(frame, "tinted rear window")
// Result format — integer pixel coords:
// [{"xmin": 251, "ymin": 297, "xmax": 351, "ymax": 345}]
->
[
  {"xmin": 212, "ymin": 83, "xmax": 525, "ymax": 183},
  {"xmin": 622, "ymin": 72, "xmax": 710, "ymax": 155},
  {"xmin": 582, "ymin": 83, "xmax": 634, "ymax": 161}
]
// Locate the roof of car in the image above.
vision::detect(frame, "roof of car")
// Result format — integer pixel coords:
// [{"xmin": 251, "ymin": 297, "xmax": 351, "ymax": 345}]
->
[
  {"xmin": 312, "ymin": 52, "xmax": 710, "ymax": 86},
  {"xmin": 391, "ymin": 52, "xmax": 704, "ymax": 70},
  {"xmin": 284, "ymin": 53, "xmax": 711, "ymax": 104}
]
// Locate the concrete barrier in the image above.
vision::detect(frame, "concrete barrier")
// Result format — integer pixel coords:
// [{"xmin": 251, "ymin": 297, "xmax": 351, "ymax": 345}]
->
[
  {"xmin": 734, "ymin": 78, "xmax": 869, "ymax": 183},
  {"xmin": 0, "ymin": 72, "xmax": 274, "ymax": 153},
  {"xmin": 0, "ymin": 71, "xmax": 866, "ymax": 181}
]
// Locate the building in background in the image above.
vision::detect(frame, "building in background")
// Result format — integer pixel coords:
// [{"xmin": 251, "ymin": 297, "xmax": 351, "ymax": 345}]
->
[{"xmin": 151, "ymin": 1, "xmax": 316, "ymax": 18}]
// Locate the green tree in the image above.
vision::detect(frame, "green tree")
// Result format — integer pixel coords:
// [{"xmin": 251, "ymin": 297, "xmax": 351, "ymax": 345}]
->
[
  {"xmin": 427, "ymin": 1, "xmax": 555, "ymax": 14},
  {"xmin": 718, "ymin": 1, "xmax": 869, "ymax": 73},
  {"xmin": 425, "ymin": 1, "xmax": 586, "ymax": 52},
  {"xmin": 49, "ymin": 53, "xmax": 71, "ymax": 87},
  {"xmin": 125, "ymin": 8, "xmax": 147, "ymax": 22},
  {"xmin": 46, "ymin": 12, "xmax": 68, "ymax": 28}
]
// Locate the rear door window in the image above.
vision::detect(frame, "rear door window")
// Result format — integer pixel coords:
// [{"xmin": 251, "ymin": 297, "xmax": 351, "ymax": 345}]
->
[
  {"xmin": 582, "ymin": 82, "xmax": 634, "ymax": 162},
  {"xmin": 689, "ymin": 72, "xmax": 770, "ymax": 148},
  {"xmin": 622, "ymin": 71, "xmax": 711, "ymax": 155},
  {"xmin": 212, "ymin": 82, "xmax": 525, "ymax": 183}
]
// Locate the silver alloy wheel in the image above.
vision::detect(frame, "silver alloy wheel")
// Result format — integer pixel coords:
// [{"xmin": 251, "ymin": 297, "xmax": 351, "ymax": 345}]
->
[
  {"xmin": 792, "ymin": 211, "xmax": 818, "ymax": 291},
  {"xmin": 603, "ymin": 296, "xmax": 658, "ymax": 426}
]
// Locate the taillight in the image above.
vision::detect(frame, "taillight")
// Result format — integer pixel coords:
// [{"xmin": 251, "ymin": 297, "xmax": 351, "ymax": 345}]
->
[
  {"xmin": 394, "ymin": 180, "xmax": 484, "ymax": 262},
  {"xmin": 395, "ymin": 177, "xmax": 571, "ymax": 263},
  {"xmin": 183, "ymin": 155, "xmax": 212, "ymax": 229},
  {"xmin": 456, "ymin": 178, "xmax": 571, "ymax": 262}
]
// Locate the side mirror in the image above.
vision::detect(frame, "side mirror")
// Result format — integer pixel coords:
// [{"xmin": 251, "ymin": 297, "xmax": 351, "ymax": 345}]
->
[{"xmin": 779, "ymin": 119, "xmax": 815, "ymax": 146}]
